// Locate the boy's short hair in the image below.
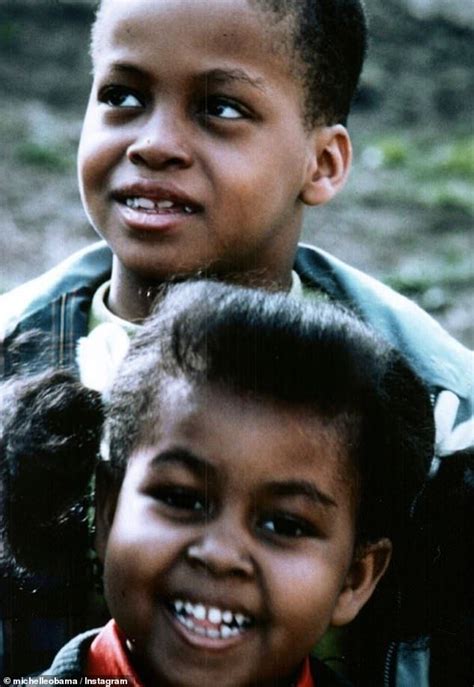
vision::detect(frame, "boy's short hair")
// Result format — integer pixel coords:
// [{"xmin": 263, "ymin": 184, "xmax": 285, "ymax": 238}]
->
[
  {"xmin": 93, "ymin": 0, "xmax": 367, "ymax": 126},
  {"xmin": 251, "ymin": 0, "xmax": 368, "ymax": 125}
]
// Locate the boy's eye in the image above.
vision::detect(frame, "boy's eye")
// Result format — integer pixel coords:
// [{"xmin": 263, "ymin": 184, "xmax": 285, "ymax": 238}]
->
[
  {"xmin": 99, "ymin": 86, "xmax": 144, "ymax": 109},
  {"xmin": 201, "ymin": 95, "xmax": 246, "ymax": 120},
  {"xmin": 258, "ymin": 513, "xmax": 317, "ymax": 539},
  {"xmin": 153, "ymin": 486, "xmax": 207, "ymax": 513}
]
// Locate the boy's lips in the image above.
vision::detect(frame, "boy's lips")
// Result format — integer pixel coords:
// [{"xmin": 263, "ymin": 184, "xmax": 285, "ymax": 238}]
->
[{"xmin": 111, "ymin": 182, "xmax": 202, "ymax": 231}]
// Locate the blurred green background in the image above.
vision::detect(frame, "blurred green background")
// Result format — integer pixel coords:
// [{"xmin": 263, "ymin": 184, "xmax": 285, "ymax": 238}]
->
[{"xmin": 0, "ymin": 0, "xmax": 472, "ymax": 345}]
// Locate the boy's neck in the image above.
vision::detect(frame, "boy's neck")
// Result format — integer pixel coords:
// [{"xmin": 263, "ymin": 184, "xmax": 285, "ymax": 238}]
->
[
  {"xmin": 107, "ymin": 257, "xmax": 295, "ymax": 323},
  {"xmin": 108, "ymin": 259, "xmax": 160, "ymax": 323}
]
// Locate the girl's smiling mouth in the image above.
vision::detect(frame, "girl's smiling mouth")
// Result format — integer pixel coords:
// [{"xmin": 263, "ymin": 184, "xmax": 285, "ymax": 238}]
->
[{"xmin": 165, "ymin": 597, "xmax": 256, "ymax": 649}]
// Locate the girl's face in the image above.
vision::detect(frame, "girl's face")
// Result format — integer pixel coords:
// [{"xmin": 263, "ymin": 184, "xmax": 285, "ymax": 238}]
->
[{"xmin": 99, "ymin": 380, "xmax": 386, "ymax": 687}]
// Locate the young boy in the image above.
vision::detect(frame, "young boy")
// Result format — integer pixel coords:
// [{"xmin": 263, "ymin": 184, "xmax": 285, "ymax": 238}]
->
[
  {"xmin": 3, "ymin": 281, "xmax": 435, "ymax": 686},
  {"xmin": 0, "ymin": 0, "xmax": 471, "ymax": 680}
]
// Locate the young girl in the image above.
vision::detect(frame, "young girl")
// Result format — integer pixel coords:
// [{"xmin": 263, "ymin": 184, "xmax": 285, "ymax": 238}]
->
[{"xmin": 1, "ymin": 281, "xmax": 435, "ymax": 686}]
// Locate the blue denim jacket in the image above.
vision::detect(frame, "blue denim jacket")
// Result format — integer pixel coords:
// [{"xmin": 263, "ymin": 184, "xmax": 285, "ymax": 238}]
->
[{"xmin": 1, "ymin": 241, "xmax": 472, "ymax": 683}]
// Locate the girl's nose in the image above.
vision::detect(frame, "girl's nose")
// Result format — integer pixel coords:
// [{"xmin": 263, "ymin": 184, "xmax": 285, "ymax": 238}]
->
[
  {"xmin": 126, "ymin": 110, "xmax": 193, "ymax": 170},
  {"xmin": 186, "ymin": 520, "xmax": 255, "ymax": 579}
]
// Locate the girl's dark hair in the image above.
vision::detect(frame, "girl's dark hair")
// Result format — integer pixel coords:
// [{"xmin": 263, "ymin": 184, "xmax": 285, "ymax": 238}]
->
[
  {"xmin": 0, "ymin": 372, "xmax": 103, "ymax": 589},
  {"xmin": 1, "ymin": 281, "xmax": 434, "ymax": 632}
]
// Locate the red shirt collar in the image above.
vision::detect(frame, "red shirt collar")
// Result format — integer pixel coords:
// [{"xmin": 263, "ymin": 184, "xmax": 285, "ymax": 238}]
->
[
  {"xmin": 87, "ymin": 620, "xmax": 314, "ymax": 687},
  {"xmin": 298, "ymin": 656, "xmax": 316, "ymax": 687},
  {"xmin": 86, "ymin": 620, "xmax": 143, "ymax": 685}
]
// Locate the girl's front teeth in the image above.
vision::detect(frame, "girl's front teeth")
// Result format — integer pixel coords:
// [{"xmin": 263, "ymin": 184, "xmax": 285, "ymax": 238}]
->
[
  {"xmin": 171, "ymin": 598, "xmax": 252, "ymax": 639},
  {"xmin": 179, "ymin": 615, "xmax": 241, "ymax": 639}
]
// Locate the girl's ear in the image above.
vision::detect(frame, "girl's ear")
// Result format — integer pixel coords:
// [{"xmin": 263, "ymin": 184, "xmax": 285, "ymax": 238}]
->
[
  {"xmin": 330, "ymin": 538, "xmax": 392, "ymax": 627},
  {"xmin": 94, "ymin": 462, "xmax": 121, "ymax": 563},
  {"xmin": 299, "ymin": 125, "xmax": 352, "ymax": 207}
]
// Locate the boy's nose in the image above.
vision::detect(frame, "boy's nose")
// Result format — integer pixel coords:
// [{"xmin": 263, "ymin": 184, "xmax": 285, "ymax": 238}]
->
[
  {"xmin": 186, "ymin": 520, "xmax": 255, "ymax": 578},
  {"xmin": 126, "ymin": 111, "xmax": 193, "ymax": 170}
]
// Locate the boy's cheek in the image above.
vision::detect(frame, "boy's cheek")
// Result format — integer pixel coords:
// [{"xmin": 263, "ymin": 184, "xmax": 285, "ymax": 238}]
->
[
  {"xmin": 79, "ymin": 113, "xmax": 123, "ymax": 174},
  {"xmin": 78, "ymin": 133, "xmax": 115, "ymax": 178}
]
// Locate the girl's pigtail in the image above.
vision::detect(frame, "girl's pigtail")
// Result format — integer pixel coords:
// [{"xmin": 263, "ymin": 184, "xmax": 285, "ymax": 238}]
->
[{"xmin": 0, "ymin": 370, "xmax": 104, "ymax": 585}]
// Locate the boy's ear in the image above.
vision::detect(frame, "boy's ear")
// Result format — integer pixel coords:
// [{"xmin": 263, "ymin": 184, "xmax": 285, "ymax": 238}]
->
[
  {"xmin": 94, "ymin": 462, "xmax": 120, "ymax": 563},
  {"xmin": 330, "ymin": 538, "xmax": 392, "ymax": 627},
  {"xmin": 299, "ymin": 125, "xmax": 352, "ymax": 206}
]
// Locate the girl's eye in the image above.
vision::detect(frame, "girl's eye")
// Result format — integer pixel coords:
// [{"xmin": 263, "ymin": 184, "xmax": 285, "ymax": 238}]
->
[
  {"xmin": 258, "ymin": 513, "xmax": 317, "ymax": 539},
  {"xmin": 202, "ymin": 96, "xmax": 246, "ymax": 120},
  {"xmin": 154, "ymin": 486, "xmax": 207, "ymax": 513},
  {"xmin": 100, "ymin": 86, "xmax": 144, "ymax": 109}
]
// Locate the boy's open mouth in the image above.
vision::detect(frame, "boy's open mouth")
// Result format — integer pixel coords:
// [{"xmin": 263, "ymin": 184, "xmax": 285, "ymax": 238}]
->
[
  {"xmin": 167, "ymin": 598, "xmax": 254, "ymax": 640},
  {"xmin": 124, "ymin": 197, "xmax": 196, "ymax": 215}
]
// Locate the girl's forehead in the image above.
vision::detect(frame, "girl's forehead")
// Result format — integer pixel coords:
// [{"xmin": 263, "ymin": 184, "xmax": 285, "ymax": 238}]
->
[{"xmin": 133, "ymin": 379, "xmax": 354, "ymax": 501}]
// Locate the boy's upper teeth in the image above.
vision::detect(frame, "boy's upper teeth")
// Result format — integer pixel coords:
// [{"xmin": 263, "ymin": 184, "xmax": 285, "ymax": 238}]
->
[
  {"xmin": 125, "ymin": 197, "xmax": 180, "ymax": 210},
  {"xmin": 126, "ymin": 197, "xmax": 156, "ymax": 210},
  {"xmin": 172, "ymin": 598, "xmax": 251, "ymax": 628}
]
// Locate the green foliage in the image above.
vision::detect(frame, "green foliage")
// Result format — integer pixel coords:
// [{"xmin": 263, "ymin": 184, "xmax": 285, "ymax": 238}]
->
[
  {"xmin": 363, "ymin": 133, "xmax": 474, "ymax": 177},
  {"xmin": 377, "ymin": 136, "xmax": 410, "ymax": 167},
  {"xmin": 419, "ymin": 181, "xmax": 473, "ymax": 213},
  {"xmin": 385, "ymin": 259, "xmax": 473, "ymax": 295},
  {"xmin": 15, "ymin": 141, "xmax": 72, "ymax": 171},
  {"xmin": 434, "ymin": 138, "xmax": 474, "ymax": 177},
  {"xmin": 0, "ymin": 21, "xmax": 20, "ymax": 49},
  {"xmin": 360, "ymin": 132, "xmax": 474, "ymax": 214}
]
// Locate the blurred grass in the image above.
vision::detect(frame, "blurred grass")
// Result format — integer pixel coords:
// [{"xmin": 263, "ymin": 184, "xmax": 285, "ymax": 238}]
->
[
  {"xmin": 359, "ymin": 133, "xmax": 474, "ymax": 215},
  {"xmin": 386, "ymin": 258, "xmax": 472, "ymax": 293},
  {"xmin": 15, "ymin": 141, "xmax": 74, "ymax": 171},
  {"xmin": 0, "ymin": 19, "xmax": 20, "ymax": 48},
  {"xmin": 370, "ymin": 135, "xmax": 474, "ymax": 178},
  {"xmin": 0, "ymin": 101, "xmax": 79, "ymax": 172}
]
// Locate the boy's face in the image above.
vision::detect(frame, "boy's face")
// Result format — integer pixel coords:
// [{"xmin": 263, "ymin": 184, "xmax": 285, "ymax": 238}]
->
[
  {"xmin": 99, "ymin": 381, "xmax": 372, "ymax": 687},
  {"xmin": 78, "ymin": 0, "xmax": 320, "ymax": 288}
]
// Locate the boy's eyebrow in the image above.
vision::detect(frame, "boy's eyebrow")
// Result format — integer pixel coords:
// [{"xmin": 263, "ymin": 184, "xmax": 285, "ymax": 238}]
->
[
  {"xmin": 201, "ymin": 68, "xmax": 267, "ymax": 92},
  {"xmin": 268, "ymin": 480, "xmax": 338, "ymax": 508},
  {"xmin": 102, "ymin": 63, "xmax": 266, "ymax": 93},
  {"xmin": 106, "ymin": 62, "xmax": 149, "ymax": 79},
  {"xmin": 150, "ymin": 448, "xmax": 214, "ymax": 478}
]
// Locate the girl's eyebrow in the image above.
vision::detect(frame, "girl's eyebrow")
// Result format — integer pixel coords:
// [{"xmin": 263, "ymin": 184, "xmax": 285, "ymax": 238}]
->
[
  {"xmin": 150, "ymin": 448, "xmax": 214, "ymax": 479},
  {"xmin": 148, "ymin": 453, "xmax": 337, "ymax": 506},
  {"xmin": 267, "ymin": 480, "xmax": 338, "ymax": 508}
]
